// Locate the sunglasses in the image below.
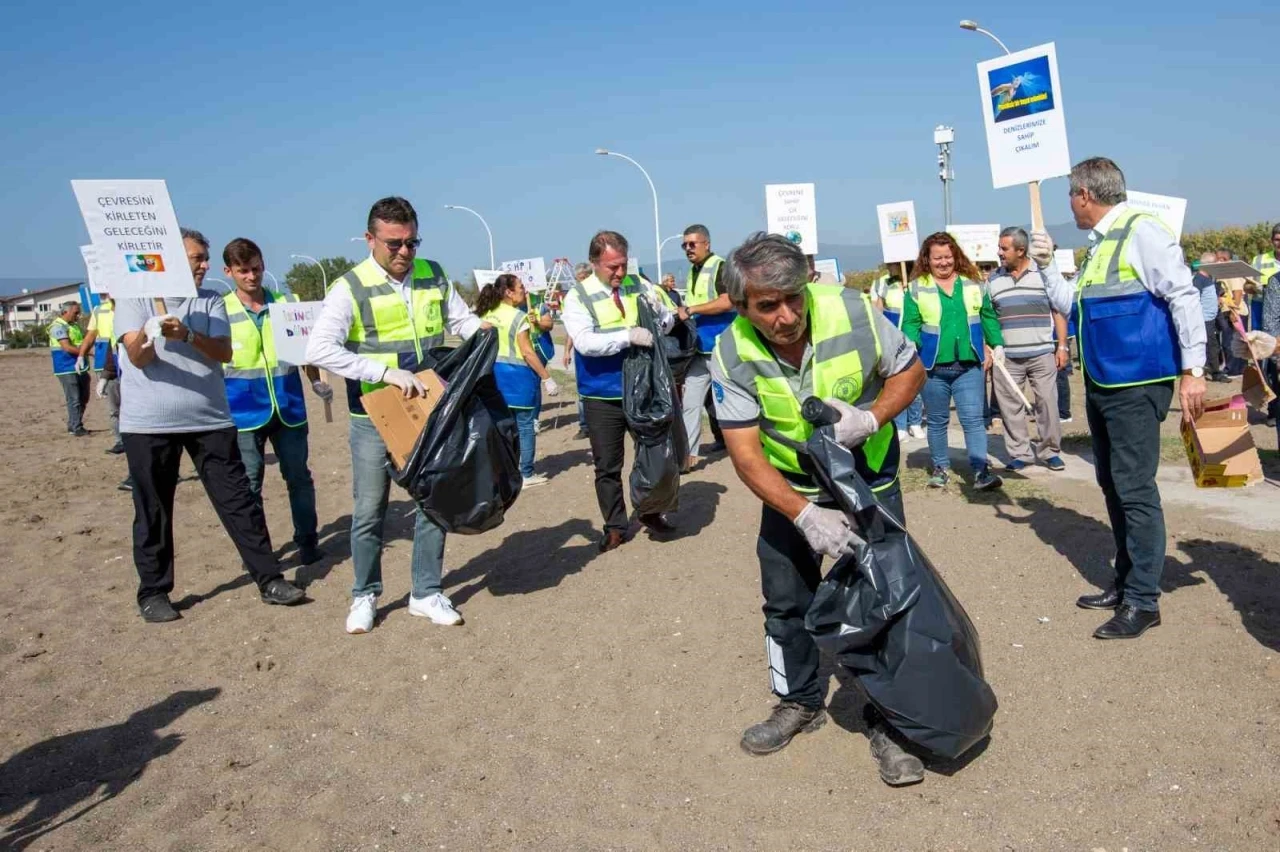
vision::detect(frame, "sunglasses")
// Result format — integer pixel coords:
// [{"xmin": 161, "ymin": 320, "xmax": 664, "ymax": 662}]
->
[
  {"xmin": 681, "ymin": 241, "xmax": 702, "ymax": 250},
  {"xmin": 376, "ymin": 236, "xmax": 422, "ymax": 253}
]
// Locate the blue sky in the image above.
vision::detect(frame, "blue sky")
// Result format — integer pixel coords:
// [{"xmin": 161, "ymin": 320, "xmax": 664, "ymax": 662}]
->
[{"xmin": 3, "ymin": 0, "xmax": 1277, "ymax": 282}]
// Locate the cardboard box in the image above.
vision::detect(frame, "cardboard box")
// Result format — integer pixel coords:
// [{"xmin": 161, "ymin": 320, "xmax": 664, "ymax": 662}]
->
[
  {"xmin": 1180, "ymin": 396, "xmax": 1263, "ymax": 488},
  {"xmin": 360, "ymin": 369, "xmax": 448, "ymax": 469},
  {"xmin": 1241, "ymin": 362, "xmax": 1277, "ymax": 410}
]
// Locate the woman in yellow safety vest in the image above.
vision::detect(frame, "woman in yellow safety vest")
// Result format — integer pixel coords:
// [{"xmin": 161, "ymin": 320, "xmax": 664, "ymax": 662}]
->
[
  {"xmin": 475, "ymin": 274, "xmax": 559, "ymax": 487},
  {"xmin": 901, "ymin": 232, "xmax": 1005, "ymax": 493}
]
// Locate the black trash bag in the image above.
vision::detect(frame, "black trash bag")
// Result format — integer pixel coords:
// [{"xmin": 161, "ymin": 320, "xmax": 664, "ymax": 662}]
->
[
  {"xmin": 389, "ymin": 327, "xmax": 522, "ymax": 535},
  {"xmin": 800, "ymin": 398, "xmax": 997, "ymax": 760},
  {"xmin": 661, "ymin": 314, "xmax": 699, "ymax": 385},
  {"xmin": 622, "ymin": 299, "xmax": 686, "ymax": 516}
]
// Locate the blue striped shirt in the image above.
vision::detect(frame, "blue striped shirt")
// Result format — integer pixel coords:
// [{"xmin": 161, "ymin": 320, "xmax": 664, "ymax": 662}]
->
[{"xmin": 986, "ymin": 264, "xmax": 1055, "ymax": 359}]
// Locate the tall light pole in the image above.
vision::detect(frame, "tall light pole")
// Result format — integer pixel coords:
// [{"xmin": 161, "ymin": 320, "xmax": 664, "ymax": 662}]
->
[
  {"xmin": 958, "ymin": 19, "xmax": 1011, "ymax": 55},
  {"xmin": 934, "ymin": 125, "xmax": 955, "ymax": 227},
  {"xmin": 291, "ymin": 253, "xmax": 327, "ymax": 292},
  {"xmin": 596, "ymin": 148, "xmax": 661, "ymax": 286},
  {"xmin": 444, "ymin": 204, "xmax": 495, "ymax": 270}
]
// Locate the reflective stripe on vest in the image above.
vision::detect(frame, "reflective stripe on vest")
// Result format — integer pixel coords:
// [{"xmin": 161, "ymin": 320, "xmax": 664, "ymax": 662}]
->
[
  {"xmin": 571, "ymin": 275, "xmax": 643, "ymax": 400},
  {"xmin": 910, "ymin": 276, "xmax": 985, "ymax": 369},
  {"xmin": 686, "ymin": 254, "xmax": 735, "ymax": 353},
  {"xmin": 713, "ymin": 284, "xmax": 898, "ymax": 494},
  {"xmin": 49, "ymin": 317, "xmax": 84, "ymax": 375},
  {"xmin": 334, "ymin": 256, "xmax": 447, "ymax": 416},
  {"xmin": 1077, "ymin": 210, "xmax": 1180, "ymax": 388},
  {"xmin": 483, "ymin": 301, "xmax": 540, "ymax": 409},
  {"xmin": 92, "ymin": 303, "xmax": 115, "ymax": 370},
  {"xmin": 1250, "ymin": 251, "xmax": 1277, "ymax": 329},
  {"xmin": 223, "ymin": 291, "xmax": 308, "ymax": 431},
  {"xmin": 879, "ymin": 278, "xmax": 905, "ymax": 328}
]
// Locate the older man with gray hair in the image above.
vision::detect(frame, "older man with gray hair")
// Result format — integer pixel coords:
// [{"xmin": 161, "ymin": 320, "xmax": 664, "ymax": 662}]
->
[
  {"xmin": 710, "ymin": 232, "xmax": 928, "ymax": 786},
  {"xmin": 988, "ymin": 226, "xmax": 1067, "ymax": 471},
  {"xmin": 1031, "ymin": 156, "xmax": 1206, "ymax": 641}
]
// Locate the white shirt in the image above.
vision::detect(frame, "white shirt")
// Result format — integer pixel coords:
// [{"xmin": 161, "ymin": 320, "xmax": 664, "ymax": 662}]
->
[
  {"xmin": 561, "ymin": 273, "xmax": 674, "ymax": 357},
  {"xmin": 1040, "ymin": 203, "xmax": 1206, "ymax": 369},
  {"xmin": 305, "ymin": 255, "xmax": 482, "ymax": 384}
]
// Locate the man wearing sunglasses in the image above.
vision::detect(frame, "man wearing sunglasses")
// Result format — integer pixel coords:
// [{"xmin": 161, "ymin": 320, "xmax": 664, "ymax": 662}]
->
[
  {"xmin": 676, "ymin": 224, "xmax": 731, "ymax": 471},
  {"xmin": 306, "ymin": 196, "xmax": 484, "ymax": 635}
]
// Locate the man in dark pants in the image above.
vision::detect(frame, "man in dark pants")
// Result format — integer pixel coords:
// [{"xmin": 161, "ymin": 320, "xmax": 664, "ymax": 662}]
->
[
  {"xmin": 711, "ymin": 233, "xmax": 927, "ymax": 785},
  {"xmin": 1033, "ymin": 158, "xmax": 1206, "ymax": 640},
  {"xmin": 116, "ymin": 228, "xmax": 305, "ymax": 622},
  {"xmin": 561, "ymin": 231, "xmax": 676, "ymax": 552}
]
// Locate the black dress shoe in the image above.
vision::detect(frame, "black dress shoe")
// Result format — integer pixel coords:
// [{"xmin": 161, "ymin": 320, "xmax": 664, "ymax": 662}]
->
[
  {"xmin": 639, "ymin": 513, "xmax": 677, "ymax": 536},
  {"xmin": 139, "ymin": 595, "xmax": 180, "ymax": 623},
  {"xmin": 105, "ymin": 442, "xmax": 126, "ymax": 455},
  {"xmin": 1076, "ymin": 587, "xmax": 1122, "ymax": 610},
  {"xmin": 1094, "ymin": 605, "xmax": 1161, "ymax": 640},
  {"xmin": 598, "ymin": 529, "xmax": 624, "ymax": 553},
  {"xmin": 260, "ymin": 578, "xmax": 306, "ymax": 606}
]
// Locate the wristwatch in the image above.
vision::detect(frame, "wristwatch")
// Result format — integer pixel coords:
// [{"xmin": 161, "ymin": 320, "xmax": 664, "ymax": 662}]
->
[
  {"xmin": 1183, "ymin": 366, "xmax": 1204, "ymax": 378},
  {"xmin": 184, "ymin": 327, "xmax": 196, "ymax": 344}
]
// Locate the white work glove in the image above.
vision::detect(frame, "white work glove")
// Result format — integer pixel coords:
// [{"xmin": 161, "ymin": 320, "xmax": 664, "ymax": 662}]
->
[
  {"xmin": 793, "ymin": 503, "xmax": 860, "ymax": 560},
  {"xmin": 95, "ymin": 377, "xmax": 107, "ymax": 398},
  {"xmin": 542, "ymin": 377, "xmax": 560, "ymax": 396},
  {"xmin": 1233, "ymin": 330, "xmax": 1278, "ymax": 361},
  {"xmin": 826, "ymin": 398, "xmax": 879, "ymax": 449},
  {"xmin": 311, "ymin": 380, "xmax": 334, "ymax": 402},
  {"xmin": 74, "ymin": 354, "xmax": 88, "ymax": 373},
  {"xmin": 627, "ymin": 327, "xmax": 654, "ymax": 348},
  {"xmin": 141, "ymin": 316, "xmax": 165, "ymax": 349},
  {"xmin": 992, "ymin": 345, "xmax": 1006, "ymax": 366},
  {"xmin": 381, "ymin": 368, "xmax": 426, "ymax": 398},
  {"xmin": 1029, "ymin": 230, "xmax": 1054, "ymax": 268}
]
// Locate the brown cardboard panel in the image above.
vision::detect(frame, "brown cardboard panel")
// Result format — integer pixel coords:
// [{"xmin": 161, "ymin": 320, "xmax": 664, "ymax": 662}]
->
[
  {"xmin": 1180, "ymin": 397, "xmax": 1263, "ymax": 488},
  {"xmin": 360, "ymin": 370, "xmax": 448, "ymax": 469},
  {"xmin": 1241, "ymin": 363, "xmax": 1277, "ymax": 410}
]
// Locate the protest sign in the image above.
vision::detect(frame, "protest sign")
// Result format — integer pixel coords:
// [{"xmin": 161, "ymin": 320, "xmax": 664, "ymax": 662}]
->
[
  {"xmin": 766, "ymin": 183, "xmax": 818, "ymax": 253},
  {"xmin": 627, "ymin": 257, "xmax": 640, "ymax": 277},
  {"xmin": 499, "ymin": 257, "xmax": 548, "ymax": 292},
  {"xmin": 946, "ymin": 224, "xmax": 1001, "ymax": 264},
  {"xmin": 876, "ymin": 201, "xmax": 920, "ymax": 265},
  {"xmin": 71, "ymin": 179, "xmax": 195, "ymax": 300},
  {"xmin": 814, "ymin": 258, "xmax": 841, "ymax": 285},
  {"xmin": 80, "ymin": 245, "xmax": 109, "ymax": 294},
  {"xmin": 268, "ymin": 300, "xmax": 322, "ymax": 367},
  {"xmin": 1053, "ymin": 249, "xmax": 1077, "ymax": 274},
  {"xmin": 1125, "ymin": 191, "xmax": 1188, "ymax": 240},
  {"xmin": 473, "ymin": 269, "xmax": 502, "ymax": 289}
]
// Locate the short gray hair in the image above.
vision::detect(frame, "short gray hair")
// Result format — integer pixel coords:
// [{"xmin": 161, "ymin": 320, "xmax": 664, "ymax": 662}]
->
[
  {"xmin": 722, "ymin": 232, "xmax": 808, "ymax": 309},
  {"xmin": 60, "ymin": 300, "xmax": 80, "ymax": 313},
  {"xmin": 180, "ymin": 227, "xmax": 209, "ymax": 249},
  {"xmin": 999, "ymin": 226, "xmax": 1028, "ymax": 252},
  {"xmin": 572, "ymin": 262, "xmax": 591, "ymax": 281},
  {"xmin": 1069, "ymin": 157, "xmax": 1127, "ymax": 206}
]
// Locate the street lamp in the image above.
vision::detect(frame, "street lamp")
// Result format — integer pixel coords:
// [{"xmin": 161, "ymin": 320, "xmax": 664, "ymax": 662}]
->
[
  {"xmin": 263, "ymin": 270, "xmax": 282, "ymax": 294},
  {"xmin": 934, "ymin": 125, "xmax": 955, "ymax": 227},
  {"xmin": 291, "ymin": 253, "xmax": 327, "ymax": 292},
  {"xmin": 596, "ymin": 148, "xmax": 662, "ymax": 286},
  {"xmin": 443, "ymin": 205, "xmax": 496, "ymax": 270},
  {"xmin": 958, "ymin": 19, "xmax": 1011, "ymax": 55}
]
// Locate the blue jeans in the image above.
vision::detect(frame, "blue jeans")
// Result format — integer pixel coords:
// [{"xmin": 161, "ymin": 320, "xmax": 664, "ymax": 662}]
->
[
  {"xmin": 348, "ymin": 416, "xmax": 445, "ymax": 600},
  {"xmin": 577, "ymin": 399, "xmax": 588, "ymax": 430},
  {"xmin": 513, "ymin": 406, "xmax": 538, "ymax": 478},
  {"xmin": 892, "ymin": 393, "xmax": 924, "ymax": 431},
  {"xmin": 923, "ymin": 362, "xmax": 988, "ymax": 472},
  {"xmin": 237, "ymin": 416, "xmax": 318, "ymax": 549}
]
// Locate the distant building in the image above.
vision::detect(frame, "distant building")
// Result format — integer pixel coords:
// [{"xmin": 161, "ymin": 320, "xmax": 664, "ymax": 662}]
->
[{"xmin": 1, "ymin": 282, "xmax": 85, "ymax": 338}]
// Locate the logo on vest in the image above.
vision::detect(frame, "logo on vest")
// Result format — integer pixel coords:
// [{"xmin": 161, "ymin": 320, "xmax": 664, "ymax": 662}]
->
[
  {"xmin": 713, "ymin": 381, "xmax": 725, "ymax": 403},
  {"xmin": 831, "ymin": 376, "xmax": 859, "ymax": 404}
]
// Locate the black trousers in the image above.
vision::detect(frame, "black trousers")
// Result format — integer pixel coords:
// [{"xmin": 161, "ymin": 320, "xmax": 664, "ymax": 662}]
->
[
  {"xmin": 756, "ymin": 482, "xmax": 905, "ymax": 708},
  {"xmin": 1204, "ymin": 320, "xmax": 1224, "ymax": 375},
  {"xmin": 1084, "ymin": 380, "xmax": 1173, "ymax": 611},
  {"xmin": 122, "ymin": 427, "xmax": 282, "ymax": 604},
  {"xmin": 703, "ymin": 388, "xmax": 724, "ymax": 445},
  {"xmin": 584, "ymin": 398, "xmax": 642, "ymax": 532}
]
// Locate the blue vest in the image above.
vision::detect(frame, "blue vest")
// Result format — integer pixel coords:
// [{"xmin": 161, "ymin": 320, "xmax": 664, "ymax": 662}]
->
[
  {"xmin": 485, "ymin": 301, "xmax": 541, "ymax": 410},
  {"xmin": 570, "ymin": 275, "xmax": 643, "ymax": 400},
  {"xmin": 223, "ymin": 291, "xmax": 308, "ymax": 430},
  {"xmin": 687, "ymin": 255, "xmax": 734, "ymax": 353}
]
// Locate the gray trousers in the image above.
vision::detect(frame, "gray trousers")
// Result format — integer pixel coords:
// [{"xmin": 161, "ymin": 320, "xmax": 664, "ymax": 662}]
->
[
  {"xmin": 680, "ymin": 354, "xmax": 712, "ymax": 457},
  {"xmin": 104, "ymin": 377, "xmax": 121, "ymax": 442},
  {"xmin": 993, "ymin": 351, "xmax": 1061, "ymax": 463}
]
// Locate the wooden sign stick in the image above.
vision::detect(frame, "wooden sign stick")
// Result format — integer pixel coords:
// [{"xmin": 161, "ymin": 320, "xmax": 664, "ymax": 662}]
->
[{"xmin": 1028, "ymin": 180, "xmax": 1045, "ymax": 232}]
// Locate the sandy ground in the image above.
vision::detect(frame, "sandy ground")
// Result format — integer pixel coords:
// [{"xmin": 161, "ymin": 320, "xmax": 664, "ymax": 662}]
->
[{"xmin": 1, "ymin": 347, "xmax": 1278, "ymax": 851}]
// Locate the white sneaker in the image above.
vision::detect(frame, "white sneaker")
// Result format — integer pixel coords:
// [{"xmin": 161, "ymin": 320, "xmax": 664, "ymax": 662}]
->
[
  {"xmin": 345, "ymin": 593, "xmax": 377, "ymax": 635},
  {"xmin": 898, "ymin": 430, "xmax": 909, "ymax": 444},
  {"xmin": 409, "ymin": 592, "xmax": 463, "ymax": 626},
  {"xmin": 522, "ymin": 473, "xmax": 549, "ymax": 488},
  {"xmin": 908, "ymin": 424, "xmax": 926, "ymax": 440}
]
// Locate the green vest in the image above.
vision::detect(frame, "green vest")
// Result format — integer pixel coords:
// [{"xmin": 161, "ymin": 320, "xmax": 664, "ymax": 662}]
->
[
  {"xmin": 483, "ymin": 301, "xmax": 526, "ymax": 365},
  {"xmin": 713, "ymin": 284, "xmax": 897, "ymax": 494},
  {"xmin": 331, "ymin": 256, "xmax": 448, "ymax": 416},
  {"xmin": 1251, "ymin": 250, "xmax": 1277, "ymax": 291},
  {"xmin": 222, "ymin": 291, "xmax": 308, "ymax": 429},
  {"xmin": 911, "ymin": 276, "xmax": 985, "ymax": 368},
  {"xmin": 686, "ymin": 254, "xmax": 724, "ymax": 306},
  {"xmin": 49, "ymin": 316, "xmax": 84, "ymax": 375}
]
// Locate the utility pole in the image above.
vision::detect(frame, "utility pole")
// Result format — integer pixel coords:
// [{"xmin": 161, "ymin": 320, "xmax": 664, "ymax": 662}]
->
[{"xmin": 934, "ymin": 125, "xmax": 955, "ymax": 227}]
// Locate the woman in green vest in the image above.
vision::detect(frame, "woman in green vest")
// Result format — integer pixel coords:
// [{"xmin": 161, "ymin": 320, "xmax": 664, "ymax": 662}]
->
[
  {"xmin": 901, "ymin": 232, "xmax": 1005, "ymax": 491},
  {"xmin": 475, "ymin": 274, "xmax": 559, "ymax": 487}
]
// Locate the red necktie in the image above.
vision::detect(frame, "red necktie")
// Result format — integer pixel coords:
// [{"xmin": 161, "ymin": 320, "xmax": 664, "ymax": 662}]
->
[{"xmin": 612, "ymin": 287, "xmax": 625, "ymax": 317}]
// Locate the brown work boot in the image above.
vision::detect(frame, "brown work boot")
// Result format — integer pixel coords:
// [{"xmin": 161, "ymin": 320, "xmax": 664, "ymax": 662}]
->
[
  {"xmin": 868, "ymin": 723, "xmax": 925, "ymax": 786},
  {"xmin": 740, "ymin": 701, "xmax": 826, "ymax": 755}
]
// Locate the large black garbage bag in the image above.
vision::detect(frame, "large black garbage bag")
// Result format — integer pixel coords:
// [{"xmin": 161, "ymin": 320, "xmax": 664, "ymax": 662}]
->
[
  {"xmin": 622, "ymin": 299, "xmax": 685, "ymax": 515},
  {"xmin": 662, "ymin": 314, "xmax": 699, "ymax": 385},
  {"xmin": 389, "ymin": 327, "xmax": 522, "ymax": 535},
  {"xmin": 800, "ymin": 398, "xmax": 997, "ymax": 760}
]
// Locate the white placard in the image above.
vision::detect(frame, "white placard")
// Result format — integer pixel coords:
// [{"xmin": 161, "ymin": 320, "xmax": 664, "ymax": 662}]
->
[
  {"xmin": 876, "ymin": 201, "xmax": 920, "ymax": 264},
  {"xmin": 976, "ymin": 43, "xmax": 1071, "ymax": 189},
  {"xmin": 813, "ymin": 258, "xmax": 841, "ymax": 284},
  {"xmin": 627, "ymin": 257, "xmax": 640, "ymax": 277},
  {"xmin": 80, "ymin": 244, "xmax": 109, "ymax": 294},
  {"xmin": 71, "ymin": 179, "xmax": 195, "ymax": 299},
  {"xmin": 1125, "ymin": 191, "xmax": 1188, "ymax": 240},
  {"xmin": 473, "ymin": 269, "xmax": 502, "ymax": 289},
  {"xmin": 1053, "ymin": 249, "xmax": 1078, "ymax": 274},
  {"xmin": 766, "ymin": 183, "xmax": 818, "ymax": 253},
  {"xmin": 946, "ymin": 224, "xmax": 1002, "ymax": 264},
  {"xmin": 499, "ymin": 257, "xmax": 548, "ymax": 292},
  {"xmin": 268, "ymin": 300, "xmax": 323, "ymax": 367}
]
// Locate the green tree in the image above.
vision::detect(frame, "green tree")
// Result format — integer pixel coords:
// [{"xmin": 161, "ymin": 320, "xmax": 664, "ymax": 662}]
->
[
  {"xmin": 1180, "ymin": 223, "xmax": 1274, "ymax": 264},
  {"xmin": 283, "ymin": 256, "xmax": 358, "ymax": 301}
]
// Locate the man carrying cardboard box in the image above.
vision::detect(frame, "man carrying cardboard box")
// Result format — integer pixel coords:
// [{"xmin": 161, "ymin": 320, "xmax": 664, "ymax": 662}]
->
[{"xmin": 306, "ymin": 197, "xmax": 484, "ymax": 635}]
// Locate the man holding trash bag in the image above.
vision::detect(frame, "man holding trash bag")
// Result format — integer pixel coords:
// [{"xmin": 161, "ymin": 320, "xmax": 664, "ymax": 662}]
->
[
  {"xmin": 709, "ymin": 232, "xmax": 928, "ymax": 785},
  {"xmin": 306, "ymin": 196, "xmax": 483, "ymax": 635},
  {"xmin": 562, "ymin": 230, "xmax": 677, "ymax": 552}
]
